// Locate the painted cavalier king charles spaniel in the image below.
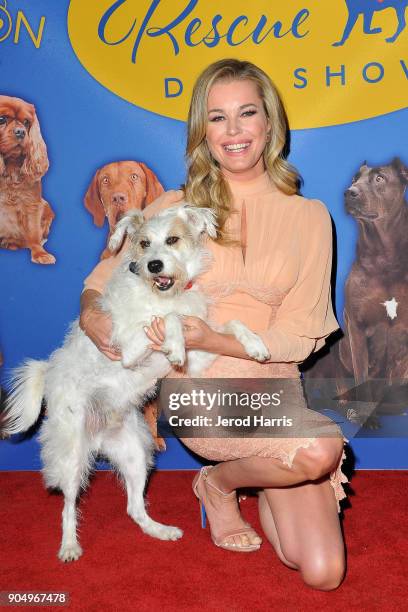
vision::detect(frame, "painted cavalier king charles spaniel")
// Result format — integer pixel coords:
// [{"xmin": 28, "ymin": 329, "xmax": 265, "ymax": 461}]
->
[
  {"xmin": 0, "ymin": 95, "xmax": 55, "ymax": 264},
  {"xmin": 84, "ymin": 160, "xmax": 164, "ymax": 260}
]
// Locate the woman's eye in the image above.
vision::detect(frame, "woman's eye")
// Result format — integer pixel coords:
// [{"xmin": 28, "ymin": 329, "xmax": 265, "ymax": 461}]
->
[
  {"xmin": 140, "ymin": 240, "xmax": 150, "ymax": 249},
  {"xmin": 209, "ymin": 115, "xmax": 224, "ymax": 122},
  {"xmin": 166, "ymin": 236, "xmax": 179, "ymax": 245},
  {"xmin": 242, "ymin": 110, "xmax": 257, "ymax": 117}
]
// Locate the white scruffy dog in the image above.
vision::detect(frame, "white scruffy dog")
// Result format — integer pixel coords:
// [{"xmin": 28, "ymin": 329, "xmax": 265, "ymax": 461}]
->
[{"xmin": 4, "ymin": 204, "xmax": 270, "ymax": 562}]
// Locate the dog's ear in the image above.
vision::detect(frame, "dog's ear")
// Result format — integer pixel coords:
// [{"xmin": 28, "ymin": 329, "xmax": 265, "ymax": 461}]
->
[
  {"xmin": 139, "ymin": 162, "xmax": 164, "ymax": 207},
  {"xmin": 391, "ymin": 157, "xmax": 408, "ymax": 185},
  {"xmin": 20, "ymin": 108, "xmax": 49, "ymax": 181},
  {"xmin": 84, "ymin": 169, "xmax": 106, "ymax": 227},
  {"xmin": 108, "ymin": 209, "xmax": 144, "ymax": 253},
  {"xmin": 179, "ymin": 205, "xmax": 218, "ymax": 239}
]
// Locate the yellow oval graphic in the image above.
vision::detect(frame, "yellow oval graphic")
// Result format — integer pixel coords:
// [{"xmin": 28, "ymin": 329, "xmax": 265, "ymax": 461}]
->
[{"xmin": 67, "ymin": 0, "xmax": 408, "ymax": 129}]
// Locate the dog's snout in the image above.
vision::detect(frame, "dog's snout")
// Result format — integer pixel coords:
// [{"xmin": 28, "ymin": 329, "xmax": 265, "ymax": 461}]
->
[
  {"xmin": 14, "ymin": 127, "xmax": 26, "ymax": 140},
  {"xmin": 112, "ymin": 192, "xmax": 127, "ymax": 205},
  {"xmin": 148, "ymin": 260, "xmax": 164, "ymax": 274}
]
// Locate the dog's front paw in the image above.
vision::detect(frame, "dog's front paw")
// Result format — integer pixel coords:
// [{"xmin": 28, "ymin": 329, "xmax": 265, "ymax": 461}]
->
[
  {"xmin": 31, "ymin": 250, "xmax": 56, "ymax": 265},
  {"xmin": 244, "ymin": 336, "xmax": 270, "ymax": 362},
  {"xmin": 58, "ymin": 542, "xmax": 83, "ymax": 562},
  {"xmin": 153, "ymin": 434, "xmax": 167, "ymax": 452},
  {"xmin": 346, "ymin": 407, "xmax": 381, "ymax": 430},
  {"xmin": 162, "ymin": 343, "xmax": 186, "ymax": 367},
  {"xmin": 364, "ymin": 414, "xmax": 381, "ymax": 430},
  {"xmin": 225, "ymin": 321, "xmax": 270, "ymax": 362}
]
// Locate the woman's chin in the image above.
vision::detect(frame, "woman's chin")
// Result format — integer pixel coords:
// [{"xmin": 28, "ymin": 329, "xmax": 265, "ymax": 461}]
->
[{"xmin": 221, "ymin": 163, "xmax": 265, "ymax": 180}]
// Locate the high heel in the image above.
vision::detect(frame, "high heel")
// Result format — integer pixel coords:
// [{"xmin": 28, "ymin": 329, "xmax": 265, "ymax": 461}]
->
[
  {"xmin": 192, "ymin": 466, "xmax": 262, "ymax": 552},
  {"xmin": 199, "ymin": 499, "xmax": 207, "ymax": 529}
]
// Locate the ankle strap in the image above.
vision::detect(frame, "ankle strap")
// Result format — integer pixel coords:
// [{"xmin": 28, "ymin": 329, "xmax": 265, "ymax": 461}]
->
[{"xmin": 202, "ymin": 467, "xmax": 235, "ymax": 498}]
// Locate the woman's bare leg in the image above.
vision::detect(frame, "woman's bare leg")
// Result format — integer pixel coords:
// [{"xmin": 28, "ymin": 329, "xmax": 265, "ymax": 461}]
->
[
  {"xmin": 258, "ymin": 491, "xmax": 297, "ymax": 569},
  {"xmin": 259, "ymin": 479, "xmax": 345, "ymax": 590},
  {"xmin": 199, "ymin": 438, "xmax": 344, "ymax": 550},
  {"xmin": 210, "ymin": 438, "xmax": 344, "ymax": 492}
]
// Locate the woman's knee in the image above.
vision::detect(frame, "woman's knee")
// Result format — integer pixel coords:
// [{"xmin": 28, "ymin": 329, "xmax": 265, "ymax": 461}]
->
[
  {"xmin": 300, "ymin": 553, "xmax": 345, "ymax": 591},
  {"xmin": 294, "ymin": 437, "xmax": 344, "ymax": 481}
]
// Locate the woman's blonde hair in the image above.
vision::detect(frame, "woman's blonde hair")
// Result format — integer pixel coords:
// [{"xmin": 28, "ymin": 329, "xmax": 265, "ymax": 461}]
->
[{"xmin": 184, "ymin": 58, "xmax": 300, "ymax": 244}]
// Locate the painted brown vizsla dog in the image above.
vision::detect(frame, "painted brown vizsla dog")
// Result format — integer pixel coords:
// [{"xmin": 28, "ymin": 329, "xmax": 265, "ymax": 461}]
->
[
  {"xmin": 84, "ymin": 160, "xmax": 166, "ymax": 449},
  {"xmin": 0, "ymin": 95, "xmax": 55, "ymax": 264},
  {"xmin": 84, "ymin": 160, "xmax": 164, "ymax": 259}
]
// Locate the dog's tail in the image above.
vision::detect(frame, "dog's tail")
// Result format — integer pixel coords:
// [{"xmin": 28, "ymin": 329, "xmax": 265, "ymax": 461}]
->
[{"xmin": 2, "ymin": 360, "xmax": 48, "ymax": 435}]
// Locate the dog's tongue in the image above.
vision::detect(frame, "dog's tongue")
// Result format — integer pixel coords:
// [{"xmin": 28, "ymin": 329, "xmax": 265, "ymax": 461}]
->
[{"xmin": 156, "ymin": 276, "xmax": 171, "ymax": 285}]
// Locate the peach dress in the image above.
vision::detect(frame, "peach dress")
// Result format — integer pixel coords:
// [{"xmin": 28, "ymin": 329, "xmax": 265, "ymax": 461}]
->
[{"xmin": 84, "ymin": 172, "xmax": 348, "ymax": 510}]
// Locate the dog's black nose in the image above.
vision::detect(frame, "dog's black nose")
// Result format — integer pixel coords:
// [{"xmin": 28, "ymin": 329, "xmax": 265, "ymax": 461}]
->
[
  {"xmin": 129, "ymin": 261, "xmax": 139, "ymax": 275},
  {"xmin": 14, "ymin": 128, "xmax": 26, "ymax": 140},
  {"xmin": 148, "ymin": 260, "xmax": 163, "ymax": 274}
]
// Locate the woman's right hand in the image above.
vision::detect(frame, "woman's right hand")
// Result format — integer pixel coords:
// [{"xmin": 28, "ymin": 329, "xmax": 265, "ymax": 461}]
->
[{"xmin": 79, "ymin": 289, "xmax": 121, "ymax": 361}]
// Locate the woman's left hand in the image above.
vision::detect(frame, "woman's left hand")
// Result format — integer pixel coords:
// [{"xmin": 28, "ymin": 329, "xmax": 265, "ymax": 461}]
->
[{"xmin": 144, "ymin": 316, "xmax": 218, "ymax": 352}]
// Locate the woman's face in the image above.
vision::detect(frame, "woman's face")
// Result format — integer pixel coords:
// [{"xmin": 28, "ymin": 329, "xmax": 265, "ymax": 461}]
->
[{"xmin": 205, "ymin": 79, "xmax": 271, "ymax": 181}]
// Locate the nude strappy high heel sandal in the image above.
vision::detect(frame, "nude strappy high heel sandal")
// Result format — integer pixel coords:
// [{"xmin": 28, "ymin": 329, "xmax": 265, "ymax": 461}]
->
[{"xmin": 192, "ymin": 466, "xmax": 262, "ymax": 552}]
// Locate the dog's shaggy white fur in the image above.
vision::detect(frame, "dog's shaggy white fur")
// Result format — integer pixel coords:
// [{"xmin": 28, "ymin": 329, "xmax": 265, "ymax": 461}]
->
[{"xmin": 3, "ymin": 204, "xmax": 270, "ymax": 562}]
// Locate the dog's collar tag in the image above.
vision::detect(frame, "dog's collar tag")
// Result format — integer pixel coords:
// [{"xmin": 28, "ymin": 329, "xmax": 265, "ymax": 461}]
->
[{"xmin": 184, "ymin": 280, "xmax": 193, "ymax": 290}]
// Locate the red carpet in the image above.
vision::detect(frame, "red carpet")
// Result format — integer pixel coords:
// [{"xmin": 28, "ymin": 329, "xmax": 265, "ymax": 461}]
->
[{"xmin": 0, "ymin": 471, "xmax": 407, "ymax": 611}]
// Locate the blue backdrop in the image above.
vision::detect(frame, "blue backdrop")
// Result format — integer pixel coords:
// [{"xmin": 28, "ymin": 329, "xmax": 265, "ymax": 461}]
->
[{"xmin": 1, "ymin": 0, "xmax": 407, "ymax": 470}]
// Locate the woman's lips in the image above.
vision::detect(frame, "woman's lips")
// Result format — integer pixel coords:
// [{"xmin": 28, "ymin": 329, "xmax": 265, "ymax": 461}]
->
[{"xmin": 222, "ymin": 142, "xmax": 251, "ymax": 154}]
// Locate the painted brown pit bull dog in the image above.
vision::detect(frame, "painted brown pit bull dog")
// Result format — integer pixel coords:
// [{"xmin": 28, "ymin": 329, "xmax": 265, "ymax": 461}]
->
[
  {"xmin": 340, "ymin": 158, "xmax": 407, "ymax": 426},
  {"xmin": 303, "ymin": 158, "xmax": 408, "ymax": 428}
]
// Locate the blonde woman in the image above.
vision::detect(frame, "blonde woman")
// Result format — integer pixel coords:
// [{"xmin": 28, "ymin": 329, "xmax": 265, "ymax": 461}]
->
[{"xmin": 80, "ymin": 59, "xmax": 347, "ymax": 590}]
